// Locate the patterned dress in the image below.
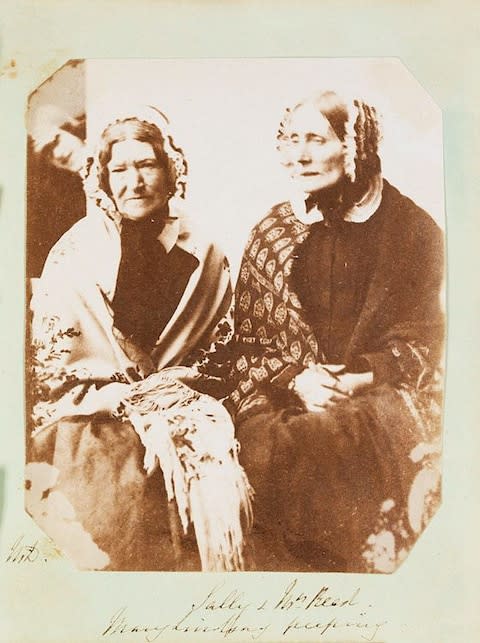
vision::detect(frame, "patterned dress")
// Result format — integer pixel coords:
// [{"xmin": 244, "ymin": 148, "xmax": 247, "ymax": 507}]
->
[{"xmin": 224, "ymin": 180, "xmax": 444, "ymax": 572}]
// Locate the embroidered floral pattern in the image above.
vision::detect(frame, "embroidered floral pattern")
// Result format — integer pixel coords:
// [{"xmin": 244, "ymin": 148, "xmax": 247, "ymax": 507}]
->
[{"xmin": 29, "ymin": 315, "xmax": 84, "ymax": 430}]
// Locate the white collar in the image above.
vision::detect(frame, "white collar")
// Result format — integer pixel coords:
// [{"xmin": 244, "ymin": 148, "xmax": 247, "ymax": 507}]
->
[
  {"xmin": 100, "ymin": 197, "xmax": 198, "ymax": 256},
  {"xmin": 290, "ymin": 175, "xmax": 384, "ymax": 225},
  {"xmin": 156, "ymin": 210, "xmax": 201, "ymax": 258},
  {"xmin": 157, "ymin": 216, "xmax": 181, "ymax": 253}
]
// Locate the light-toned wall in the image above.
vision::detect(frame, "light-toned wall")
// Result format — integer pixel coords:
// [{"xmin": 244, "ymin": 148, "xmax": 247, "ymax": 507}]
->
[{"xmin": 86, "ymin": 58, "xmax": 444, "ymax": 276}]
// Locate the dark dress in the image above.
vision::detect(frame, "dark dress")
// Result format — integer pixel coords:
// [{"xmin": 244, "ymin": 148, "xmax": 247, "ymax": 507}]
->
[{"xmin": 225, "ymin": 181, "xmax": 444, "ymax": 572}]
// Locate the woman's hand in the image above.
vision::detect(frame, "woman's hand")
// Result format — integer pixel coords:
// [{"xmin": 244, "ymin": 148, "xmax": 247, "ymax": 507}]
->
[
  {"xmin": 334, "ymin": 371, "xmax": 373, "ymax": 397},
  {"xmin": 69, "ymin": 382, "xmax": 131, "ymax": 416},
  {"xmin": 72, "ymin": 382, "xmax": 130, "ymax": 415},
  {"xmin": 291, "ymin": 364, "xmax": 373, "ymax": 413},
  {"xmin": 292, "ymin": 364, "xmax": 347, "ymax": 413}
]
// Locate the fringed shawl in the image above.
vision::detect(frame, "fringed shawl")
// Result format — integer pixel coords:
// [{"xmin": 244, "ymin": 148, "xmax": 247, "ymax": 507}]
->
[
  {"xmin": 28, "ymin": 203, "xmax": 256, "ymax": 572},
  {"xmin": 27, "ymin": 104, "xmax": 255, "ymax": 572},
  {"xmin": 30, "ymin": 203, "xmax": 232, "ymax": 430}
]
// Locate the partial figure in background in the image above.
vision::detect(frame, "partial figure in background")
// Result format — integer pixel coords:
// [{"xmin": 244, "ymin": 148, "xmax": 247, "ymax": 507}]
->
[
  {"xmin": 26, "ymin": 105, "xmax": 252, "ymax": 572},
  {"xmin": 27, "ymin": 59, "xmax": 88, "ymax": 278},
  {"xmin": 224, "ymin": 90, "xmax": 444, "ymax": 572}
]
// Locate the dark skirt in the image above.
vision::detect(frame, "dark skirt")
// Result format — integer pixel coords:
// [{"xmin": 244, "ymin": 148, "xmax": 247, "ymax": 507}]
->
[
  {"xmin": 236, "ymin": 384, "xmax": 441, "ymax": 573},
  {"xmin": 25, "ymin": 417, "xmax": 200, "ymax": 571}
]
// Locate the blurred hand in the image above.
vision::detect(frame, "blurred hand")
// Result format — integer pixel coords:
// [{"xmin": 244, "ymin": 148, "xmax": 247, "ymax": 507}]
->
[
  {"xmin": 79, "ymin": 382, "xmax": 131, "ymax": 415},
  {"xmin": 67, "ymin": 382, "xmax": 131, "ymax": 417}
]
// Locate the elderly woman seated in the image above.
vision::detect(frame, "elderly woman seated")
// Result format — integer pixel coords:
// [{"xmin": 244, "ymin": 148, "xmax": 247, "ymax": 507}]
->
[
  {"xmin": 221, "ymin": 90, "xmax": 444, "ymax": 572},
  {"xmin": 26, "ymin": 106, "xmax": 252, "ymax": 572}
]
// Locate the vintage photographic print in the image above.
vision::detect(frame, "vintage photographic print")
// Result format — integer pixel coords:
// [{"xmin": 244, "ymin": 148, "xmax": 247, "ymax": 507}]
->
[{"xmin": 24, "ymin": 58, "xmax": 445, "ymax": 575}]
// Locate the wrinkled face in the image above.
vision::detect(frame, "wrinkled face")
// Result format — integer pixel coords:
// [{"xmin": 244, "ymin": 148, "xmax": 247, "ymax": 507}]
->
[
  {"xmin": 107, "ymin": 138, "xmax": 170, "ymax": 221},
  {"xmin": 280, "ymin": 104, "xmax": 346, "ymax": 194}
]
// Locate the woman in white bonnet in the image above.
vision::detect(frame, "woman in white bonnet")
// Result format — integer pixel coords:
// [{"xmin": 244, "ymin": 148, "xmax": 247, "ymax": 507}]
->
[{"xmin": 26, "ymin": 105, "xmax": 252, "ymax": 572}]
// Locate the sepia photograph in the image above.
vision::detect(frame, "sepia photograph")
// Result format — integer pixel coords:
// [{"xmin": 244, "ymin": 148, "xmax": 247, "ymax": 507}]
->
[
  {"xmin": 2, "ymin": 0, "xmax": 479, "ymax": 639},
  {"xmin": 24, "ymin": 58, "xmax": 445, "ymax": 575}
]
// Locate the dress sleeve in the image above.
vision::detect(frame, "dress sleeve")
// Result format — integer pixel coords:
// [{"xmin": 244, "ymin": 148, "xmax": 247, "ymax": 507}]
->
[{"xmin": 354, "ymin": 214, "xmax": 445, "ymax": 389}]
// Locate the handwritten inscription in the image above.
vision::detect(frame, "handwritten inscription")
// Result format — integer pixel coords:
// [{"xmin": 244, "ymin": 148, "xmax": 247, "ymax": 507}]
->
[
  {"xmin": 274, "ymin": 580, "xmax": 360, "ymax": 609},
  {"xmin": 4, "ymin": 534, "xmax": 62, "ymax": 564},
  {"xmin": 5, "ymin": 535, "xmax": 41, "ymax": 564},
  {"xmin": 102, "ymin": 579, "xmax": 386, "ymax": 641}
]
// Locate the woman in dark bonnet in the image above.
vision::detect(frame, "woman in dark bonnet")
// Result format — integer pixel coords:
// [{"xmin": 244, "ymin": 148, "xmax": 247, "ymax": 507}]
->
[{"xmin": 224, "ymin": 90, "xmax": 444, "ymax": 572}]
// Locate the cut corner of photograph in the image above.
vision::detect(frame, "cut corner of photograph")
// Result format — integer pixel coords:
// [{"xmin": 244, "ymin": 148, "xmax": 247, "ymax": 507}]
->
[
  {"xmin": 1, "ymin": 3, "xmax": 479, "ymax": 641},
  {"xmin": 22, "ymin": 56, "xmax": 445, "ymax": 575}
]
